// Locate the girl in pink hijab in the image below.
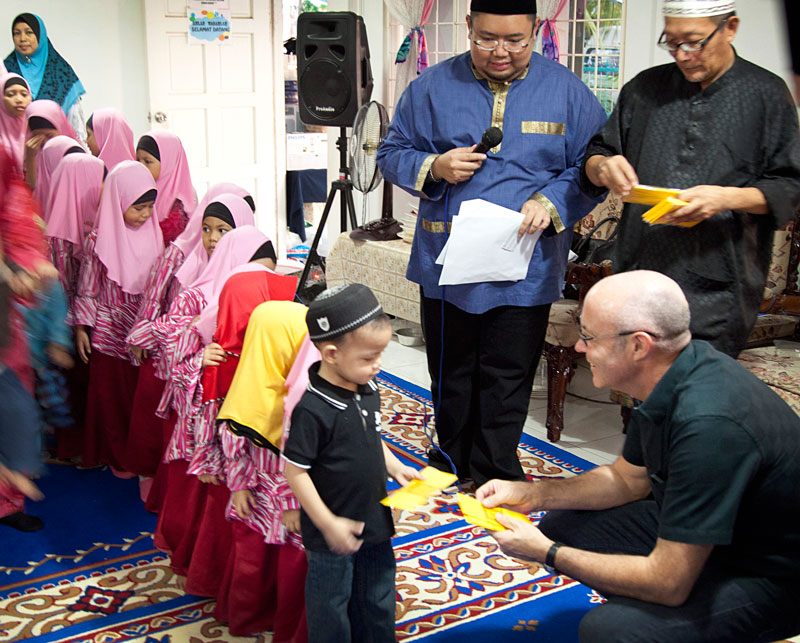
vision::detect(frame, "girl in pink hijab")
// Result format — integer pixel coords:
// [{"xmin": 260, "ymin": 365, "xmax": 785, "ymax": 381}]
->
[
  {"xmin": 44, "ymin": 153, "xmax": 105, "ymax": 311},
  {"xmin": 23, "ymin": 98, "xmax": 82, "ymax": 190},
  {"xmin": 124, "ymin": 191, "xmax": 255, "ymax": 494},
  {"xmin": 35, "ymin": 134, "xmax": 84, "ymax": 215},
  {"xmin": 146, "ymin": 226, "xmax": 271, "ymax": 576},
  {"xmin": 136, "ymin": 130, "xmax": 196, "ymax": 245},
  {"xmin": 0, "ymin": 72, "xmax": 31, "ymax": 173},
  {"xmin": 71, "ymin": 160, "xmax": 163, "ymax": 474},
  {"xmin": 86, "ymin": 108, "xmax": 135, "ymax": 171}
]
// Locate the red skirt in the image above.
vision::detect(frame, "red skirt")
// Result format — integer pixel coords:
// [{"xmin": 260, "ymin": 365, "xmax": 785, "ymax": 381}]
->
[
  {"xmin": 214, "ymin": 520, "xmax": 308, "ymax": 641},
  {"xmin": 154, "ymin": 459, "xmax": 208, "ymax": 574},
  {"xmin": 82, "ymin": 352, "xmax": 138, "ymax": 470},
  {"xmin": 124, "ymin": 360, "xmax": 167, "ymax": 477},
  {"xmin": 144, "ymin": 411, "xmax": 176, "ymax": 514},
  {"xmin": 184, "ymin": 481, "xmax": 233, "ymax": 597},
  {"xmin": 55, "ymin": 355, "xmax": 89, "ymax": 460}
]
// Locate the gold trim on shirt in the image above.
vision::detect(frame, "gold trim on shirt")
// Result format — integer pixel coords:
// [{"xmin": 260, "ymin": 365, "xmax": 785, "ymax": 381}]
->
[
  {"xmin": 529, "ymin": 192, "xmax": 565, "ymax": 233},
  {"xmin": 421, "ymin": 219, "xmax": 453, "ymax": 233},
  {"xmin": 416, "ymin": 153, "xmax": 440, "ymax": 192},
  {"xmin": 521, "ymin": 121, "xmax": 566, "ymax": 136},
  {"xmin": 470, "ymin": 64, "xmax": 530, "ymax": 154}
]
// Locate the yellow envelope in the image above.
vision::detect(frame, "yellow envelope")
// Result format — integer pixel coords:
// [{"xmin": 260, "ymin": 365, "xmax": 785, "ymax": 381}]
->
[
  {"xmin": 624, "ymin": 184, "xmax": 682, "ymax": 205},
  {"xmin": 642, "ymin": 197, "xmax": 699, "ymax": 228},
  {"xmin": 380, "ymin": 466, "xmax": 458, "ymax": 509},
  {"xmin": 455, "ymin": 493, "xmax": 530, "ymax": 531}
]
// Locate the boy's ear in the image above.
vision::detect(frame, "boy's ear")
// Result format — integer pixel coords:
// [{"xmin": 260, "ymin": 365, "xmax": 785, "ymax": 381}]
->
[{"xmin": 320, "ymin": 343, "xmax": 338, "ymax": 364}]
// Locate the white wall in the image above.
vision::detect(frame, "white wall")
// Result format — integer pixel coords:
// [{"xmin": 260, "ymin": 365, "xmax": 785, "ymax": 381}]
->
[
  {"xmin": 1, "ymin": 1, "xmax": 150, "ymax": 137},
  {"xmin": 624, "ymin": 0, "xmax": 792, "ymax": 90}
]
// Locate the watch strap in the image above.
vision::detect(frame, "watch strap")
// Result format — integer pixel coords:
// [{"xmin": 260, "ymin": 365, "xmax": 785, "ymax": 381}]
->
[{"xmin": 545, "ymin": 541, "xmax": 562, "ymax": 572}]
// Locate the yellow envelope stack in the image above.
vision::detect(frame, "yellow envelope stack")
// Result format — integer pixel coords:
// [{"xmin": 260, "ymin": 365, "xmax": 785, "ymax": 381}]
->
[
  {"xmin": 624, "ymin": 185, "xmax": 699, "ymax": 228},
  {"xmin": 380, "ymin": 466, "xmax": 458, "ymax": 510}
]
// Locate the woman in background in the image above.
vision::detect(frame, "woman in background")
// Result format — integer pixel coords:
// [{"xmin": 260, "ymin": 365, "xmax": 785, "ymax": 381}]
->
[
  {"xmin": 136, "ymin": 131, "xmax": 195, "ymax": 244},
  {"xmin": 86, "ymin": 108, "xmax": 135, "ymax": 171},
  {"xmin": 24, "ymin": 100, "xmax": 83, "ymax": 196},
  {"xmin": 4, "ymin": 14, "xmax": 86, "ymax": 141},
  {"xmin": 0, "ymin": 72, "xmax": 31, "ymax": 173}
]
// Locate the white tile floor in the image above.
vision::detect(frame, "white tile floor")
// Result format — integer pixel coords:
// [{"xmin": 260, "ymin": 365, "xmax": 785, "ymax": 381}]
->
[{"xmin": 382, "ymin": 326, "xmax": 624, "ymax": 468}]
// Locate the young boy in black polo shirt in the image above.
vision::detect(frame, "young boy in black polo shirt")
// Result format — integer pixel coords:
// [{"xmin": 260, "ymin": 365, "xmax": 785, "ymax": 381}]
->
[{"xmin": 283, "ymin": 283, "xmax": 420, "ymax": 643}]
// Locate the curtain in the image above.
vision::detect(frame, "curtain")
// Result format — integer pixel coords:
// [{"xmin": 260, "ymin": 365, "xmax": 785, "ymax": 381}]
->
[
  {"xmin": 384, "ymin": 0, "xmax": 435, "ymax": 100},
  {"xmin": 535, "ymin": 0, "xmax": 569, "ymax": 61}
]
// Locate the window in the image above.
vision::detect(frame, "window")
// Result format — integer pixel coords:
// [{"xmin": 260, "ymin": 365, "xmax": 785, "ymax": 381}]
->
[{"xmin": 386, "ymin": 0, "xmax": 624, "ymax": 114}]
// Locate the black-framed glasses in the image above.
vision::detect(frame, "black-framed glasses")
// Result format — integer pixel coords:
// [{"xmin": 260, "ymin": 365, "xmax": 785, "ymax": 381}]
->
[
  {"xmin": 657, "ymin": 17, "xmax": 728, "ymax": 53},
  {"xmin": 577, "ymin": 327, "xmax": 662, "ymax": 343}
]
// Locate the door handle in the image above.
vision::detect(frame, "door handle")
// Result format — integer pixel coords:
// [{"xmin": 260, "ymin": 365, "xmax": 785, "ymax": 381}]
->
[{"xmin": 153, "ymin": 111, "xmax": 168, "ymax": 124}]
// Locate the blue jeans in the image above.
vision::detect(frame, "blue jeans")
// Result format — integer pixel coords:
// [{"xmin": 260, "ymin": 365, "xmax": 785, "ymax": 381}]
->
[
  {"xmin": 0, "ymin": 367, "xmax": 43, "ymax": 475},
  {"xmin": 540, "ymin": 503, "xmax": 800, "ymax": 643},
  {"xmin": 305, "ymin": 540, "xmax": 396, "ymax": 643}
]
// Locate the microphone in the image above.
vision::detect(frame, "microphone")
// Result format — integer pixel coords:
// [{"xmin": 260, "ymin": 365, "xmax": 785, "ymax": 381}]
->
[{"xmin": 473, "ymin": 126, "xmax": 503, "ymax": 154}]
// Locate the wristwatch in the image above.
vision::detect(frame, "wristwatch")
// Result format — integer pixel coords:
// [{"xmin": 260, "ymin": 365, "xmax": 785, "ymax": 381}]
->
[{"xmin": 544, "ymin": 541, "xmax": 562, "ymax": 574}]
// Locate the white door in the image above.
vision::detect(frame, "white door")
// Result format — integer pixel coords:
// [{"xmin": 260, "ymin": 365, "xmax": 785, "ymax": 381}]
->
[{"xmin": 143, "ymin": 0, "xmax": 287, "ymax": 252}]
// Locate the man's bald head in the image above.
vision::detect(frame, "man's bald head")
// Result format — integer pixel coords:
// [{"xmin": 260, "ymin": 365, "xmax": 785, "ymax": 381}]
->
[{"xmin": 584, "ymin": 271, "xmax": 692, "ymax": 354}]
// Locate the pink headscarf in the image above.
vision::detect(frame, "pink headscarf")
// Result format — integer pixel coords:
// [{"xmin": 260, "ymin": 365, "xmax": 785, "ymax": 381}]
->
[
  {"xmin": 91, "ymin": 108, "xmax": 135, "ymax": 170},
  {"xmin": 44, "ymin": 154, "xmax": 104, "ymax": 256},
  {"xmin": 94, "ymin": 160, "xmax": 164, "ymax": 295},
  {"xmin": 0, "ymin": 73, "xmax": 30, "ymax": 173},
  {"xmin": 140, "ymin": 130, "xmax": 195, "ymax": 221},
  {"xmin": 282, "ymin": 335, "xmax": 321, "ymax": 447},
  {"xmin": 35, "ymin": 134, "xmax": 84, "ymax": 210},
  {"xmin": 26, "ymin": 99, "xmax": 81, "ymax": 142},
  {"xmin": 173, "ymin": 191, "xmax": 255, "ymax": 288},
  {"xmin": 191, "ymin": 227, "xmax": 271, "ymax": 343}
]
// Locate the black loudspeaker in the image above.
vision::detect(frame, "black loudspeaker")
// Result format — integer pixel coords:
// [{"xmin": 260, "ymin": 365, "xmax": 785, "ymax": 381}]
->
[{"xmin": 296, "ymin": 11, "xmax": 373, "ymax": 127}]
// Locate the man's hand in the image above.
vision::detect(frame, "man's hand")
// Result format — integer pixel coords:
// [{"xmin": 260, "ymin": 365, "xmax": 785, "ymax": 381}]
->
[
  {"xmin": 431, "ymin": 146, "xmax": 486, "ymax": 184},
  {"xmin": 75, "ymin": 326, "xmax": 92, "ymax": 364},
  {"xmin": 232, "ymin": 489, "xmax": 256, "ymax": 518},
  {"xmin": 202, "ymin": 342, "xmax": 227, "ymax": 367},
  {"xmin": 488, "ymin": 512, "xmax": 553, "ymax": 563},
  {"xmin": 475, "ymin": 479, "xmax": 537, "ymax": 513},
  {"xmin": 519, "ymin": 199, "xmax": 551, "ymax": 238},
  {"xmin": 282, "ymin": 509, "xmax": 301, "ymax": 534},
  {"xmin": 662, "ymin": 185, "xmax": 732, "ymax": 224},
  {"xmin": 321, "ymin": 516, "xmax": 365, "ymax": 555},
  {"xmin": 585, "ymin": 154, "xmax": 639, "ymax": 197}
]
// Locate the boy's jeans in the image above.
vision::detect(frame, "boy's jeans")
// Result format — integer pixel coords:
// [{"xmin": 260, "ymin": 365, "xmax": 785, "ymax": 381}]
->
[{"xmin": 305, "ymin": 539, "xmax": 396, "ymax": 642}]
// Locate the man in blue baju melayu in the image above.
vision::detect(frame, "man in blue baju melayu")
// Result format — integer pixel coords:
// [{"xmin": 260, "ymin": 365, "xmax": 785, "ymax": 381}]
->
[{"xmin": 377, "ymin": 0, "xmax": 607, "ymax": 486}]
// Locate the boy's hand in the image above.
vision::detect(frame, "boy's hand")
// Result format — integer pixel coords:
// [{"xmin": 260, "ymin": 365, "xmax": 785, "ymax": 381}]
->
[
  {"xmin": 282, "ymin": 509, "xmax": 301, "ymax": 534},
  {"xmin": 232, "ymin": 489, "xmax": 256, "ymax": 518},
  {"xmin": 46, "ymin": 343, "xmax": 74, "ymax": 369},
  {"xmin": 202, "ymin": 342, "xmax": 227, "ymax": 367},
  {"xmin": 322, "ymin": 516, "xmax": 364, "ymax": 555},
  {"xmin": 391, "ymin": 464, "xmax": 425, "ymax": 487}
]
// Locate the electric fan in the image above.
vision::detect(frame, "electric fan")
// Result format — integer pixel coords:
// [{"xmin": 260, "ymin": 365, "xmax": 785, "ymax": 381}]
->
[{"xmin": 348, "ymin": 101, "xmax": 401, "ymax": 241}]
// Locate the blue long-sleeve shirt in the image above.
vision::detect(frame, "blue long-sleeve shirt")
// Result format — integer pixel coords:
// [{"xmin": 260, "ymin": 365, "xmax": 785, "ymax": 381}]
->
[
  {"xmin": 19, "ymin": 279, "xmax": 72, "ymax": 370},
  {"xmin": 377, "ymin": 52, "xmax": 607, "ymax": 314}
]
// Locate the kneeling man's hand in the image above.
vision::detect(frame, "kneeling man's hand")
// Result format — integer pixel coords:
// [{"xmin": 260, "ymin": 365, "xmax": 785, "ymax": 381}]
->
[{"xmin": 489, "ymin": 513, "xmax": 552, "ymax": 564}]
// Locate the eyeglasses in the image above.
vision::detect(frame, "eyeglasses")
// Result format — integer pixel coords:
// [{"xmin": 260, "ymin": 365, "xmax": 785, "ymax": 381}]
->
[
  {"xmin": 577, "ymin": 327, "xmax": 662, "ymax": 343},
  {"xmin": 471, "ymin": 37, "xmax": 532, "ymax": 53},
  {"xmin": 657, "ymin": 18, "xmax": 728, "ymax": 53}
]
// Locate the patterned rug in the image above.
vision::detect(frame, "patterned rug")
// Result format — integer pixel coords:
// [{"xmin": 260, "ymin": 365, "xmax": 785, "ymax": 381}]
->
[{"xmin": 1, "ymin": 372, "xmax": 602, "ymax": 642}]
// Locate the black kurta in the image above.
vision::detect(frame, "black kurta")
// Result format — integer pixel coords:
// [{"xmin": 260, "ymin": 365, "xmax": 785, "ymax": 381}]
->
[{"xmin": 581, "ymin": 54, "xmax": 800, "ymax": 356}]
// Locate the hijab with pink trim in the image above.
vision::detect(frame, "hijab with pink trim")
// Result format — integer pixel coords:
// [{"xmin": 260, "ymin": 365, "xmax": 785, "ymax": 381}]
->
[
  {"xmin": 139, "ymin": 130, "xmax": 195, "ymax": 221},
  {"xmin": 26, "ymin": 99, "xmax": 81, "ymax": 141},
  {"xmin": 90, "ymin": 108, "xmax": 135, "ymax": 170},
  {"xmin": 190, "ymin": 226, "xmax": 270, "ymax": 342},
  {"xmin": 44, "ymin": 154, "xmax": 104, "ymax": 256},
  {"xmin": 35, "ymin": 134, "xmax": 84, "ymax": 211},
  {"xmin": 173, "ymin": 191, "xmax": 255, "ymax": 288},
  {"xmin": 94, "ymin": 160, "xmax": 163, "ymax": 295},
  {"xmin": 0, "ymin": 72, "xmax": 30, "ymax": 173}
]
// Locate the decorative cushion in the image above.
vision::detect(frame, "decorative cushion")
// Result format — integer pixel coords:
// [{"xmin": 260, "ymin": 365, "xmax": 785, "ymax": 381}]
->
[
  {"xmin": 574, "ymin": 193, "xmax": 622, "ymax": 240},
  {"xmin": 765, "ymin": 228, "xmax": 793, "ymax": 295},
  {"xmin": 737, "ymin": 344, "xmax": 800, "ymax": 395},
  {"xmin": 745, "ymin": 314, "xmax": 799, "ymax": 348},
  {"xmin": 545, "ymin": 299, "xmax": 580, "ymax": 346}
]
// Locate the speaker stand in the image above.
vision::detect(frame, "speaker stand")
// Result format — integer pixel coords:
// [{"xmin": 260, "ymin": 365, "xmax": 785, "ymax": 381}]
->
[{"xmin": 296, "ymin": 127, "xmax": 358, "ymax": 301}]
